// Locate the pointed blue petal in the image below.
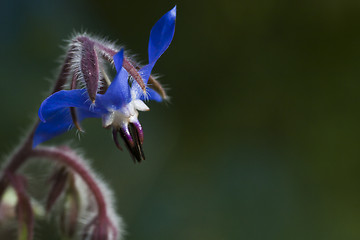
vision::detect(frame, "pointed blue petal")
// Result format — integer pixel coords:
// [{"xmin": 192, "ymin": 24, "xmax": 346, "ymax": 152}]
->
[
  {"xmin": 113, "ymin": 49, "xmax": 124, "ymax": 73},
  {"xmin": 33, "ymin": 108, "xmax": 101, "ymax": 148},
  {"xmin": 132, "ymin": 7, "xmax": 176, "ymax": 100},
  {"xmin": 38, "ymin": 89, "xmax": 105, "ymax": 122},
  {"xmin": 100, "ymin": 68, "xmax": 131, "ymax": 110},
  {"xmin": 148, "ymin": 6, "xmax": 176, "ymax": 64},
  {"xmin": 141, "ymin": 88, "xmax": 163, "ymax": 102}
]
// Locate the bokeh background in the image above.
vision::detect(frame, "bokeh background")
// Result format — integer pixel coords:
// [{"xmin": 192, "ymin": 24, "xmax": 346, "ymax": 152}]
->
[{"xmin": 1, "ymin": 0, "xmax": 360, "ymax": 239}]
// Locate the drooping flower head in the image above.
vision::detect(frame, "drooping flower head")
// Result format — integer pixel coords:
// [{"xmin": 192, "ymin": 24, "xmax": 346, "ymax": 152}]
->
[{"xmin": 33, "ymin": 6, "xmax": 176, "ymax": 162}]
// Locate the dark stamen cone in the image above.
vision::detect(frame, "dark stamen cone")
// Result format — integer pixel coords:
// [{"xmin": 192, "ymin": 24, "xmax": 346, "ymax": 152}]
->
[
  {"xmin": 133, "ymin": 121, "xmax": 144, "ymax": 144},
  {"xmin": 120, "ymin": 124, "xmax": 145, "ymax": 163}
]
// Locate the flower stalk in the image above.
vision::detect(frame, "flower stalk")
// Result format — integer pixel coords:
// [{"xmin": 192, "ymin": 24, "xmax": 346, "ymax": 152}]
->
[{"xmin": 0, "ymin": 6, "xmax": 176, "ymax": 239}]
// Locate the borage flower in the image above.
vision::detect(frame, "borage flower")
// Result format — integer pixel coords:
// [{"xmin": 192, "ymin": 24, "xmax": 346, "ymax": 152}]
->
[{"xmin": 33, "ymin": 6, "xmax": 176, "ymax": 162}]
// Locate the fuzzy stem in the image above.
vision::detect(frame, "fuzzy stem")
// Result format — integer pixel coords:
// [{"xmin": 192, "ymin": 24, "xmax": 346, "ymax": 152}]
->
[
  {"xmin": 2, "ymin": 126, "xmax": 36, "ymax": 176},
  {"xmin": 0, "ymin": 39, "xmax": 76, "ymax": 185},
  {"xmin": 52, "ymin": 47, "xmax": 75, "ymax": 93}
]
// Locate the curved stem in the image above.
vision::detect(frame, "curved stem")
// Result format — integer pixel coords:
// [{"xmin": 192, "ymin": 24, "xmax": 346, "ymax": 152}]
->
[
  {"xmin": 1, "ymin": 144, "xmax": 109, "ymax": 220},
  {"xmin": 0, "ymin": 124, "xmax": 37, "ymax": 195},
  {"xmin": 30, "ymin": 147, "xmax": 107, "ymax": 217}
]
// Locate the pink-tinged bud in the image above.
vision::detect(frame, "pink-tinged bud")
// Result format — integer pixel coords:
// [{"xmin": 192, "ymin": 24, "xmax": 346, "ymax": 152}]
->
[
  {"xmin": 59, "ymin": 173, "xmax": 80, "ymax": 238},
  {"xmin": 45, "ymin": 166, "xmax": 69, "ymax": 213},
  {"xmin": 0, "ymin": 188, "xmax": 16, "ymax": 223}
]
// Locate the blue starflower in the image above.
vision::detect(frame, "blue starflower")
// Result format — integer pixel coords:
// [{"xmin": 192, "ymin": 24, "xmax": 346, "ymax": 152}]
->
[{"xmin": 33, "ymin": 6, "xmax": 176, "ymax": 162}]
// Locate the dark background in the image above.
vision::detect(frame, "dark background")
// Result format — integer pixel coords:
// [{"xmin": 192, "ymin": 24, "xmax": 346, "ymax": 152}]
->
[{"xmin": 1, "ymin": 0, "xmax": 360, "ymax": 239}]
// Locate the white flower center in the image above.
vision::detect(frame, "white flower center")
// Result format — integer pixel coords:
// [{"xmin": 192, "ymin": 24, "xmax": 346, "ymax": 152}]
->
[{"xmin": 102, "ymin": 99, "xmax": 149, "ymax": 129}]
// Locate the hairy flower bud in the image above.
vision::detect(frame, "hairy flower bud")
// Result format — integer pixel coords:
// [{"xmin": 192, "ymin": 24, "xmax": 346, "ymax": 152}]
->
[
  {"xmin": 59, "ymin": 172, "xmax": 80, "ymax": 238},
  {"xmin": 0, "ymin": 188, "xmax": 17, "ymax": 223}
]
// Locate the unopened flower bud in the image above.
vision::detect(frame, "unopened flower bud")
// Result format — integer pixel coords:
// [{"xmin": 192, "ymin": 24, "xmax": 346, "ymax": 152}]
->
[
  {"xmin": 0, "ymin": 187, "xmax": 17, "ymax": 223},
  {"xmin": 59, "ymin": 173, "xmax": 80, "ymax": 238}
]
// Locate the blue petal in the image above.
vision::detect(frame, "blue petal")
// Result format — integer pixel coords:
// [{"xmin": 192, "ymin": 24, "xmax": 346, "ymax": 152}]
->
[
  {"xmin": 77, "ymin": 107, "xmax": 101, "ymax": 119},
  {"xmin": 148, "ymin": 6, "xmax": 176, "ymax": 64},
  {"xmin": 33, "ymin": 108, "xmax": 101, "ymax": 148},
  {"xmin": 139, "ymin": 64, "xmax": 154, "ymax": 85},
  {"xmin": 113, "ymin": 49, "xmax": 124, "ymax": 73},
  {"xmin": 132, "ymin": 7, "xmax": 176, "ymax": 100},
  {"xmin": 38, "ymin": 89, "xmax": 105, "ymax": 122},
  {"xmin": 98, "ymin": 49, "xmax": 131, "ymax": 109},
  {"xmin": 131, "ymin": 64, "xmax": 154, "ymax": 99},
  {"xmin": 34, "ymin": 109, "xmax": 73, "ymax": 147},
  {"xmin": 100, "ymin": 70, "xmax": 131, "ymax": 110},
  {"xmin": 141, "ymin": 88, "xmax": 163, "ymax": 102}
]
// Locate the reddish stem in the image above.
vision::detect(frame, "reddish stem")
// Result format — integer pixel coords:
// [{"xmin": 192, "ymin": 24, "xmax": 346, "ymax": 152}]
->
[
  {"xmin": 2, "ymin": 126, "xmax": 37, "ymax": 176},
  {"xmin": 52, "ymin": 47, "xmax": 75, "ymax": 94}
]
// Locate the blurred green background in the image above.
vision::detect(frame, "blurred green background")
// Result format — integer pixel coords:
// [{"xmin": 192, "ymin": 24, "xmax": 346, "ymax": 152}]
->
[{"xmin": 1, "ymin": 0, "xmax": 360, "ymax": 239}]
